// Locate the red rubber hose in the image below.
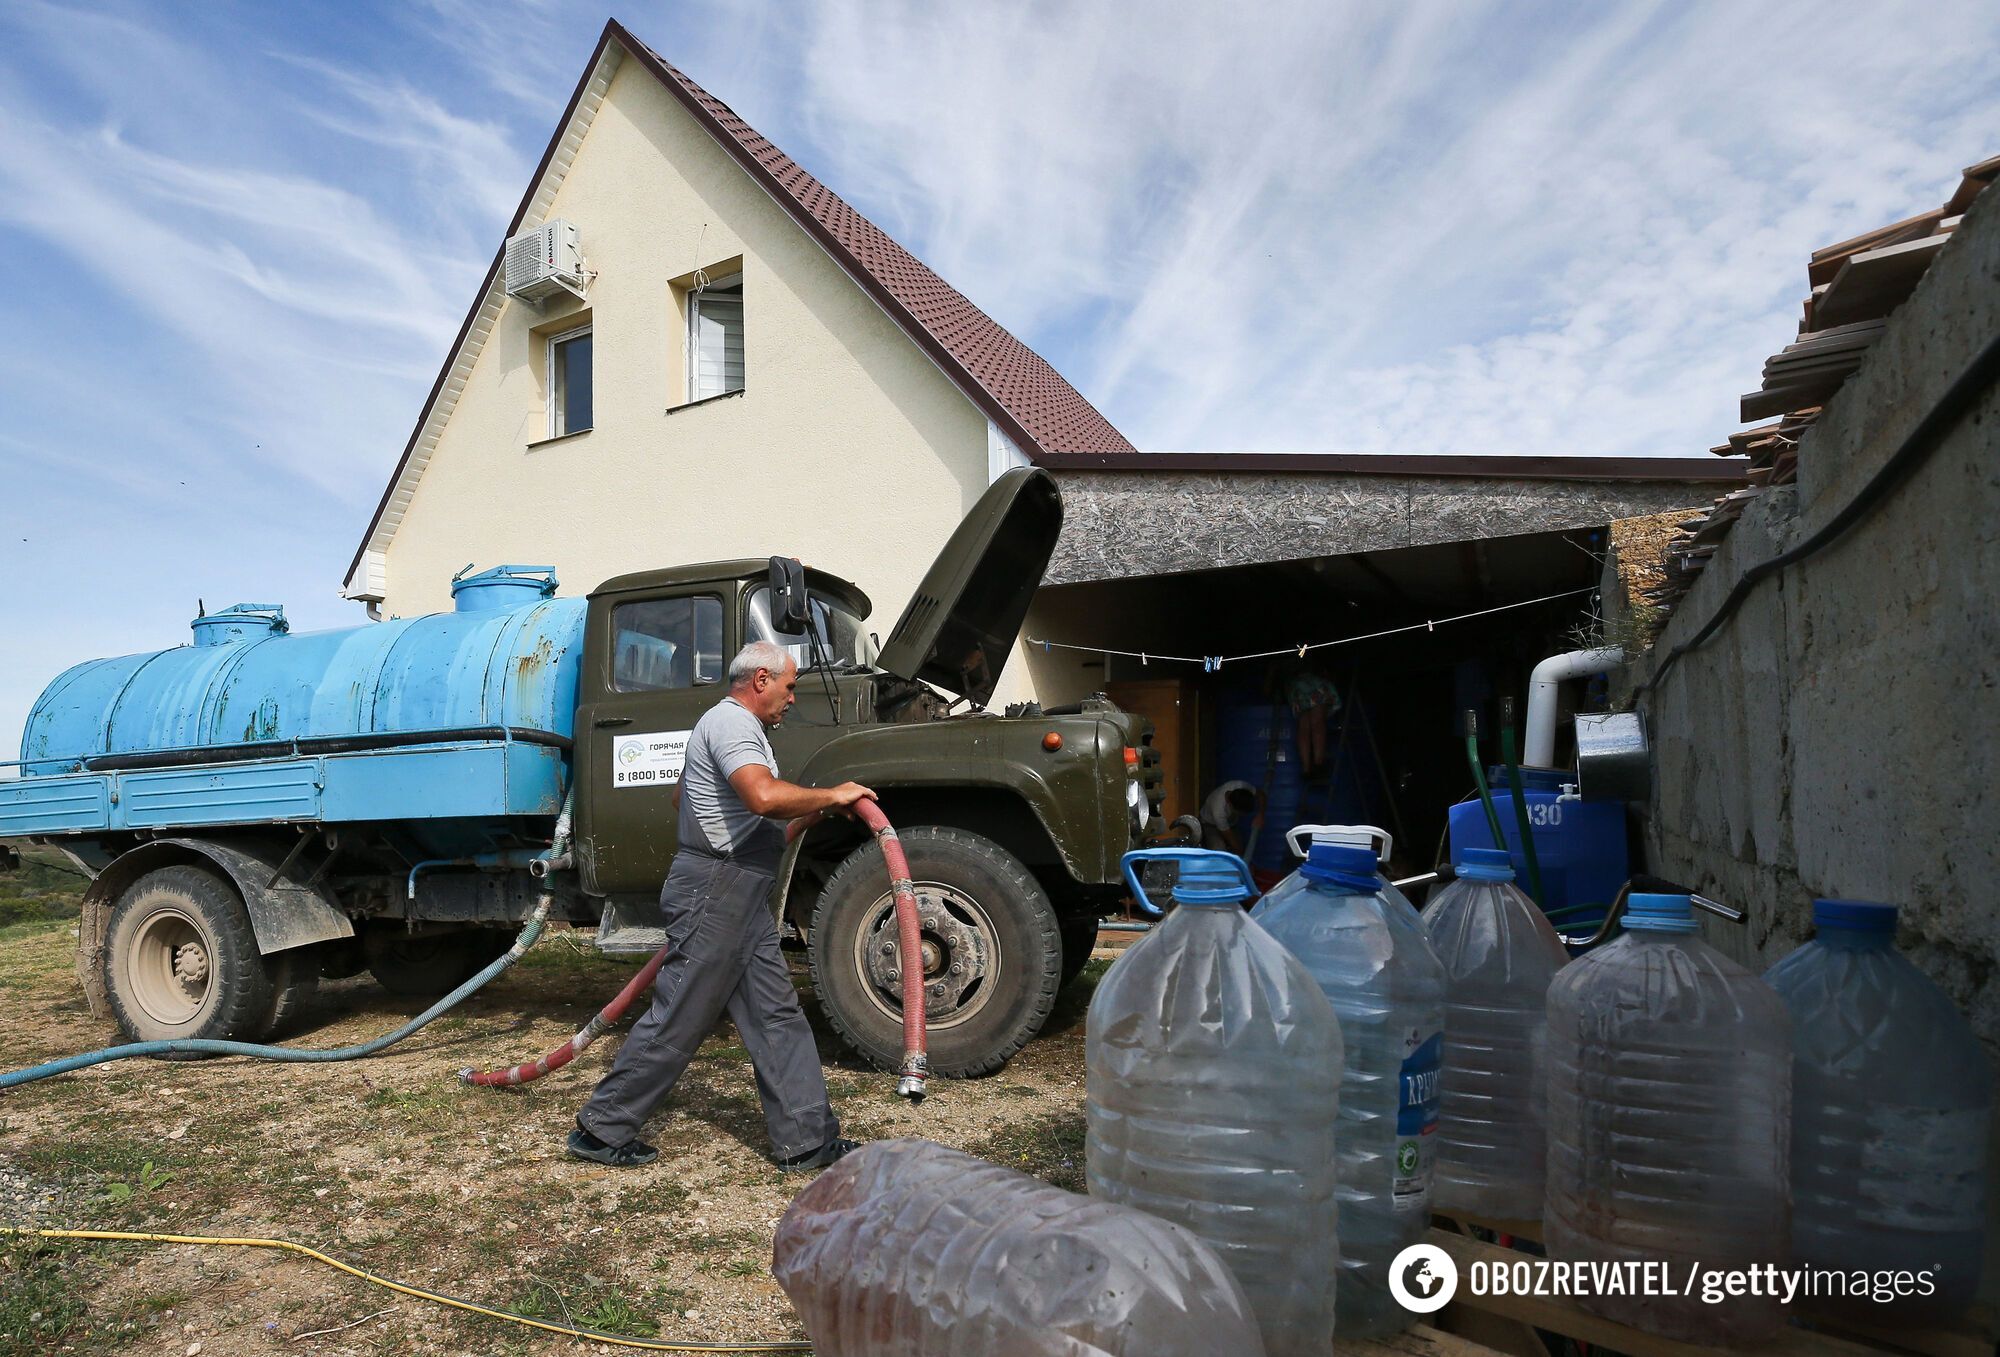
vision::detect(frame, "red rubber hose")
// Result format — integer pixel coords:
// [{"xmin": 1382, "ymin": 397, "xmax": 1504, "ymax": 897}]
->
[{"xmin": 461, "ymin": 797, "xmax": 927, "ymax": 1100}]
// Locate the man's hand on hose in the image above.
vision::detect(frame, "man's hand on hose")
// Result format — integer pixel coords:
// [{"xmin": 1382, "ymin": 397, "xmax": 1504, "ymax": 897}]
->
[
  {"xmin": 822, "ymin": 781, "xmax": 876, "ymax": 818},
  {"xmin": 730, "ymin": 766, "xmax": 877, "ymax": 822}
]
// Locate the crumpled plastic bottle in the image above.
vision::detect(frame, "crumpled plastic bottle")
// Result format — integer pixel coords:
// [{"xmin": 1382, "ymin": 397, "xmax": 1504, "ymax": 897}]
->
[
  {"xmin": 1088, "ymin": 849, "xmax": 1339, "ymax": 1357},
  {"xmin": 773, "ymin": 1138, "xmax": 1267, "ymax": 1357}
]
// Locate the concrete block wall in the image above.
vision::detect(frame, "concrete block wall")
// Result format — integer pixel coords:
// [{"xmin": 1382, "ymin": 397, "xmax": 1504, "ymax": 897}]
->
[{"xmin": 1634, "ymin": 180, "xmax": 2000, "ymax": 1044}]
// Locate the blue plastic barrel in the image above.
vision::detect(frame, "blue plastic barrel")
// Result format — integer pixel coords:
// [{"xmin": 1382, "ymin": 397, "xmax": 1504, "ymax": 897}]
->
[{"xmin": 1446, "ymin": 766, "xmax": 1627, "ymax": 917}]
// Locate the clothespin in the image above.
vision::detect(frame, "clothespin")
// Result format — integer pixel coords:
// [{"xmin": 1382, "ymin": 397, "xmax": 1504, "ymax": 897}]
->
[
  {"xmin": 1427, "ymin": 619, "xmax": 1434, "ymax": 632},
  {"xmin": 1140, "ymin": 652, "xmax": 1148, "ymax": 666},
  {"xmin": 1297, "ymin": 644, "xmax": 1308, "ymax": 659},
  {"xmin": 1203, "ymin": 656, "xmax": 1222, "ymax": 673}
]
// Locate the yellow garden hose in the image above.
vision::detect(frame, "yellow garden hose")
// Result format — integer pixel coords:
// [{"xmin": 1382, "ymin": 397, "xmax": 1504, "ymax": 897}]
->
[{"xmin": 3, "ymin": 1226, "xmax": 810, "ymax": 1353}]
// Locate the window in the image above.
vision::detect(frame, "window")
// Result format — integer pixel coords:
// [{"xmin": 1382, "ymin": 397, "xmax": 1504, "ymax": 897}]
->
[
  {"xmin": 746, "ymin": 587, "xmax": 873, "ymax": 672},
  {"xmin": 548, "ymin": 324, "xmax": 593, "ymax": 436},
  {"xmin": 687, "ymin": 274, "xmax": 743, "ymax": 402},
  {"xmin": 611, "ymin": 595, "xmax": 722, "ymax": 692}
]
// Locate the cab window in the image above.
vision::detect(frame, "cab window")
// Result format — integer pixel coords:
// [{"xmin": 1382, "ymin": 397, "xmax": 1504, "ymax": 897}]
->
[{"xmin": 611, "ymin": 595, "xmax": 723, "ymax": 691}]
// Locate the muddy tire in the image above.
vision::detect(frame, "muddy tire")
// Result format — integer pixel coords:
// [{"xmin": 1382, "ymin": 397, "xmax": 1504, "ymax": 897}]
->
[
  {"xmin": 1058, "ymin": 915, "xmax": 1101, "ymax": 989},
  {"xmin": 258, "ymin": 949, "xmax": 321, "ymax": 1039},
  {"xmin": 103, "ymin": 866, "xmax": 273, "ymax": 1045},
  {"xmin": 363, "ymin": 929, "xmax": 485, "ymax": 998},
  {"xmin": 809, "ymin": 826, "xmax": 1060, "ymax": 1078}
]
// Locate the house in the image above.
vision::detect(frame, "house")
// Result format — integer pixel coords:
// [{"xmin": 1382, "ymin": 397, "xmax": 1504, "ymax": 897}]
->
[
  {"xmin": 342, "ymin": 18, "xmax": 1132, "ymax": 713},
  {"xmin": 346, "ymin": 17, "xmax": 1742, "ymax": 859}
]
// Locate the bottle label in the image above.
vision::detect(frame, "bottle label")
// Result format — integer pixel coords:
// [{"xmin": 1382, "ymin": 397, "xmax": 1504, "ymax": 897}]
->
[
  {"xmin": 1852, "ymin": 1105, "xmax": 1988, "ymax": 1232},
  {"xmin": 1394, "ymin": 1028, "xmax": 1442, "ymax": 1212}
]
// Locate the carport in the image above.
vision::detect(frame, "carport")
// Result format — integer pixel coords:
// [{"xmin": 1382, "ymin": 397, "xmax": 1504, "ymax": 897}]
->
[{"xmin": 1020, "ymin": 453, "xmax": 1747, "ymax": 879}]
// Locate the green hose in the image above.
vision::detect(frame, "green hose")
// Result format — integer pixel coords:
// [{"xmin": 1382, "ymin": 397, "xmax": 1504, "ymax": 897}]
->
[
  {"xmin": 1498, "ymin": 712, "xmax": 1547, "ymax": 910},
  {"xmin": 1463, "ymin": 712, "xmax": 1508, "ymax": 848}
]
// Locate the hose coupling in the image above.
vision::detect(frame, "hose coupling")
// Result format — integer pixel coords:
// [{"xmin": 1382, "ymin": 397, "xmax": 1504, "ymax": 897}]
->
[
  {"xmin": 528, "ymin": 852, "xmax": 572, "ymax": 880},
  {"xmin": 897, "ymin": 1053, "xmax": 929, "ymax": 1102}
]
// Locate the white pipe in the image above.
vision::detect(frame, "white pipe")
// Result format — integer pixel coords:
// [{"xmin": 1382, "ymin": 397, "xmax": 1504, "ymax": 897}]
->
[{"xmin": 1525, "ymin": 647, "xmax": 1624, "ymax": 767}]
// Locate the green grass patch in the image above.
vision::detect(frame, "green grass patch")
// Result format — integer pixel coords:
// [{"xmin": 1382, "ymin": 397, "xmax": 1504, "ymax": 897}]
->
[
  {"xmin": 0, "ymin": 841, "xmax": 86, "ymax": 929},
  {"xmin": 0, "ymin": 1237, "xmax": 89, "ymax": 1357},
  {"xmin": 968, "ymin": 1106, "xmax": 1086, "ymax": 1193}
]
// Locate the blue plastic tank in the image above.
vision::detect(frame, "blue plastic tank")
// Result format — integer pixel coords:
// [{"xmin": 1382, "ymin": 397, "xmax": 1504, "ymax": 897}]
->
[
  {"xmin": 21, "ymin": 566, "xmax": 582, "ymax": 772},
  {"xmin": 1765, "ymin": 901, "xmax": 1991, "ymax": 1324},
  {"xmin": 1446, "ymin": 766, "xmax": 1627, "ymax": 917}
]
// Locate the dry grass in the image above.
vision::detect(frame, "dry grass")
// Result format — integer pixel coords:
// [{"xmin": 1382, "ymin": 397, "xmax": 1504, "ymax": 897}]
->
[{"xmin": 0, "ymin": 919, "xmax": 1106, "ymax": 1355}]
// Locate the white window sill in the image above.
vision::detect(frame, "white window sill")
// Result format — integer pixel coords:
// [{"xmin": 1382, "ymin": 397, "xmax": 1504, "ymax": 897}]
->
[{"xmin": 527, "ymin": 427, "xmax": 594, "ymax": 450}]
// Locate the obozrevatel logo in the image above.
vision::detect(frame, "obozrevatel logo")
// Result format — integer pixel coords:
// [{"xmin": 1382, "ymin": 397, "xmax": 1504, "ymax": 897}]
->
[
  {"xmin": 1388, "ymin": 1243, "xmax": 1458, "ymax": 1313},
  {"xmin": 616, "ymin": 738, "xmax": 644, "ymax": 767}
]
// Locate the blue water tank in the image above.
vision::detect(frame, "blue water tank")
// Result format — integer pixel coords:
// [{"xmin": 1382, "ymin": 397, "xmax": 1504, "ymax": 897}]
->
[
  {"xmin": 1217, "ymin": 701, "xmax": 1375, "ymax": 872},
  {"xmin": 21, "ymin": 569, "xmax": 583, "ymax": 773},
  {"xmin": 1446, "ymin": 767, "xmax": 1628, "ymax": 918}
]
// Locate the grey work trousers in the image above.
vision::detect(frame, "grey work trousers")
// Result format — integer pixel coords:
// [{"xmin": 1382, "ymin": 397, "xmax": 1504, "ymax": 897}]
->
[{"xmin": 577, "ymin": 852, "xmax": 837, "ymax": 1159}]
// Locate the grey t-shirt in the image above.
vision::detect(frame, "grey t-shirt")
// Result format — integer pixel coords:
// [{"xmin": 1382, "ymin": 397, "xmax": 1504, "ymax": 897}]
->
[{"xmin": 678, "ymin": 697, "xmax": 785, "ymax": 872}]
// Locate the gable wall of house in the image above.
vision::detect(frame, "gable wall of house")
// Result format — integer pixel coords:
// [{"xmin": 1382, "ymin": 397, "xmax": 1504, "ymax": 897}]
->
[{"xmin": 382, "ymin": 55, "xmax": 992, "ymax": 656}]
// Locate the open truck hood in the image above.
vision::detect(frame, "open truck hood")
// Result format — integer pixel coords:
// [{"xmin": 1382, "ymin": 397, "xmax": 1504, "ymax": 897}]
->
[{"xmin": 876, "ymin": 467, "xmax": 1063, "ymax": 707}]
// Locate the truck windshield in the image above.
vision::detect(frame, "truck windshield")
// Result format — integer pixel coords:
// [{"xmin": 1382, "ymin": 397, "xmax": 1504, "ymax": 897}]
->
[{"xmin": 746, "ymin": 587, "xmax": 874, "ymax": 672}]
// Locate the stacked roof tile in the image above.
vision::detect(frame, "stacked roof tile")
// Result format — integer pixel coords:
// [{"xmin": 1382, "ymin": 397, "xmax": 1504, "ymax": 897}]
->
[{"xmin": 1647, "ymin": 155, "xmax": 1998, "ymax": 612}]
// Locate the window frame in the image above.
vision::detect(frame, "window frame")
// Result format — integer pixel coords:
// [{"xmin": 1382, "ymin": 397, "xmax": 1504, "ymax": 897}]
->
[
  {"xmin": 608, "ymin": 592, "xmax": 725, "ymax": 694},
  {"xmin": 547, "ymin": 322, "xmax": 594, "ymax": 438},
  {"xmin": 684, "ymin": 271, "xmax": 744, "ymax": 404}
]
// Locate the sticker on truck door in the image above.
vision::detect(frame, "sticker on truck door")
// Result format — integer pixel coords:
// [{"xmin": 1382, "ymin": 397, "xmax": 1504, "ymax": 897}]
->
[{"xmin": 612, "ymin": 730, "xmax": 692, "ymax": 787}]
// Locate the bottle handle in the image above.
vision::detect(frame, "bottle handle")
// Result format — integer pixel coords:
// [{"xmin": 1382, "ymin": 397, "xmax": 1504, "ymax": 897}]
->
[
  {"xmin": 1283, "ymin": 823, "xmax": 1394, "ymax": 862},
  {"xmin": 1120, "ymin": 848, "xmax": 1256, "ymax": 914}
]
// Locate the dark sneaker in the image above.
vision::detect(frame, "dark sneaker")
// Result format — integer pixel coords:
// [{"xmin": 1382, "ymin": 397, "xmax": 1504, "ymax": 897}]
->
[
  {"xmin": 776, "ymin": 1137, "xmax": 861, "ymax": 1173},
  {"xmin": 566, "ymin": 1121, "xmax": 659, "ymax": 1167}
]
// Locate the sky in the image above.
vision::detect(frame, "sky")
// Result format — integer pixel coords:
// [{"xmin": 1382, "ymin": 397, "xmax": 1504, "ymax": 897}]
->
[{"xmin": 1, "ymin": 0, "xmax": 1996, "ymax": 750}]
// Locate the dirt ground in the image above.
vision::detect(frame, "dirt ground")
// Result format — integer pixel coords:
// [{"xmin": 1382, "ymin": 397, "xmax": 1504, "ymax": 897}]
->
[{"xmin": 0, "ymin": 917, "xmax": 1103, "ymax": 1356}]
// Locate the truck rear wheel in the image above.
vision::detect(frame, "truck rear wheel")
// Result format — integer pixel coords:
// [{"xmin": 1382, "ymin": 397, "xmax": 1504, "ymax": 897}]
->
[
  {"xmin": 808, "ymin": 826, "xmax": 1061, "ymax": 1078},
  {"xmin": 362, "ymin": 928, "xmax": 487, "ymax": 998},
  {"xmin": 103, "ymin": 866, "xmax": 274, "ymax": 1045}
]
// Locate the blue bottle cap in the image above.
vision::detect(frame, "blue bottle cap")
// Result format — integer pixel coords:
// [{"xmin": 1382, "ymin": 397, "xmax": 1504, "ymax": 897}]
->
[
  {"xmin": 1624, "ymin": 892, "xmax": 1699, "ymax": 934},
  {"xmin": 1171, "ymin": 855, "xmax": 1255, "ymax": 907},
  {"xmin": 1812, "ymin": 899, "xmax": 1897, "ymax": 932},
  {"xmin": 1456, "ymin": 847, "xmax": 1516, "ymax": 882},
  {"xmin": 1300, "ymin": 843, "xmax": 1380, "ymax": 893}
]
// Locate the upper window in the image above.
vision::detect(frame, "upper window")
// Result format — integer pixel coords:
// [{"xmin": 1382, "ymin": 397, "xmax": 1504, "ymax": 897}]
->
[
  {"xmin": 611, "ymin": 595, "xmax": 723, "ymax": 692},
  {"xmin": 549, "ymin": 324, "xmax": 593, "ymax": 436},
  {"xmin": 687, "ymin": 274, "xmax": 744, "ymax": 402},
  {"xmin": 745, "ymin": 587, "xmax": 873, "ymax": 672}
]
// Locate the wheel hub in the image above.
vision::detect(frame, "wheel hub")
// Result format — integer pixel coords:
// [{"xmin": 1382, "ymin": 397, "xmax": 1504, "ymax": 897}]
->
[
  {"xmin": 863, "ymin": 887, "xmax": 991, "ymax": 1018},
  {"xmin": 172, "ymin": 942, "xmax": 210, "ymax": 988}
]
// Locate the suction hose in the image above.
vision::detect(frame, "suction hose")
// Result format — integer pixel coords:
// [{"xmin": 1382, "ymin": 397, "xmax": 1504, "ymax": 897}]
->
[
  {"xmin": 0, "ymin": 898, "xmax": 552, "ymax": 1091},
  {"xmin": 463, "ymin": 795, "xmax": 929, "ymax": 1101},
  {"xmin": 0, "ymin": 794, "xmax": 577, "ymax": 1092}
]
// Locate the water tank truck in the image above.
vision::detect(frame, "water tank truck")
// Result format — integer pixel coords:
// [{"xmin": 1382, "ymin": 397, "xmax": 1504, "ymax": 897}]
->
[{"xmin": 2, "ymin": 469, "xmax": 1160, "ymax": 1077}]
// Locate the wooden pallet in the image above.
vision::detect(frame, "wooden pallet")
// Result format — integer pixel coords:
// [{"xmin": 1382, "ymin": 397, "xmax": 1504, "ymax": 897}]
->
[{"xmin": 1430, "ymin": 1214, "xmax": 1996, "ymax": 1357}]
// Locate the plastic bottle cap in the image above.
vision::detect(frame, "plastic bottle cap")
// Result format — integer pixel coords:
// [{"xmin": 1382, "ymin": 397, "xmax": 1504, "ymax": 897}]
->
[
  {"xmin": 1812, "ymin": 899, "xmax": 1897, "ymax": 932},
  {"xmin": 1299, "ymin": 843, "xmax": 1380, "ymax": 894},
  {"xmin": 1456, "ymin": 847, "xmax": 1515, "ymax": 882},
  {"xmin": 1171, "ymin": 856, "xmax": 1254, "ymax": 908},
  {"xmin": 1623, "ymin": 892, "xmax": 1699, "ymax": 934}
]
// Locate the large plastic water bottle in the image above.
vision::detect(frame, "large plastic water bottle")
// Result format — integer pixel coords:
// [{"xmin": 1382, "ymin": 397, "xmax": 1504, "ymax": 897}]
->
[
  {"xmin": 1255, "ymin": 823, "xmax": 1414, "ymax": 917},
  {"xmin": 774, "ymin": 1139, "xmax": 1268, "ymax": 1356},
  {"xmin": 1253, "ymin": 841, "xmax": 1446, "ymax": 1338},
  {"xmin": 1545, "ymin": 892, "xmax": 1791, "ymax": 1345},
  {"xmin": 1421, "ymin": 847, "xmax": 1569, "ymax": 1222},
  {"xmin": 1765, "ymin": 900, "xmax": 1991, "ymax": 1323},
  {"xmin": 1088, "ymin": 849, "xmax": 1340, "ymax": 1357}
]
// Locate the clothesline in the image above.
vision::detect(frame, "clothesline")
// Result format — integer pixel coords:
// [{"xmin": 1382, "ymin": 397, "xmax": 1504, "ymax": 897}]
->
[{"xmin": 1025, "ymin": 583, "xmax": 1601, "ymax": 672}]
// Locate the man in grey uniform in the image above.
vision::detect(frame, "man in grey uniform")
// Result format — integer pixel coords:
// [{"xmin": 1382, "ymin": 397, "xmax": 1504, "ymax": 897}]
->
[{"xmin": 569, "ymin": 641, "xmax": 873, "ymax": 1170}]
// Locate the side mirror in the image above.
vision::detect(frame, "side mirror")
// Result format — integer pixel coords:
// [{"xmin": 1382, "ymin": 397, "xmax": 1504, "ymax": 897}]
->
[{"xmin": 767, "ymin": 556, "xmax": 811, "ymax": 635}]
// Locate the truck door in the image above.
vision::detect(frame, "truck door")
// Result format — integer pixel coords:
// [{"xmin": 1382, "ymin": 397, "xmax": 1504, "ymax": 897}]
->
[{"xmin": 573, "ymin": 588, "xmax": 728, "ymax": 896}]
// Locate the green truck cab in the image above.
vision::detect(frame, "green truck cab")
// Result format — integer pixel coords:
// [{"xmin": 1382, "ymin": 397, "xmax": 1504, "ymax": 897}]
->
[{"xmin": 572, "ymin": 467, "xmax": 1160, "ymax": 1075}]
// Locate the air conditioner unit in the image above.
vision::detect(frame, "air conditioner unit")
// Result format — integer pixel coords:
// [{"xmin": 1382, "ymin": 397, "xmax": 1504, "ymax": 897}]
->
[{"xmin": 504, "ymin": 219, "xmax": 587, "ymax": 305}]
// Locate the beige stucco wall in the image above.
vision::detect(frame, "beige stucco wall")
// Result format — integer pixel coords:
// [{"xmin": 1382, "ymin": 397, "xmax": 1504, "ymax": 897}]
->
[{"xmin": 383, "ymin": 56, "xmax": 1004, "ymax": 695}]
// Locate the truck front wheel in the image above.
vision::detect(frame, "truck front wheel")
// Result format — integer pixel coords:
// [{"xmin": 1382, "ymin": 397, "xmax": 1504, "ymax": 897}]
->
[
  {"xmin": 103, "ymin": 866, "xmax": 275, "ymax": 1045},
  {"xmin": 809, "ymin": 826, "xmax": 1061, "ymax": 1078}
]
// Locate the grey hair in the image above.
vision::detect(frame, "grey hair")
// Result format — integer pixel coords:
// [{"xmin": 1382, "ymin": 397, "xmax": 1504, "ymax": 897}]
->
[{"xmin": 728, "ymin": 640, "xmax": 794, "ymax": 686}]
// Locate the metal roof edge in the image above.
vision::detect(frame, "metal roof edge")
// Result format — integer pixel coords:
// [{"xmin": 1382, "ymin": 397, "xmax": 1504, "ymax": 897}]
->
[{"xmin": 1035, "ymin": 452, "xmax": 1753, "ymax": 482}]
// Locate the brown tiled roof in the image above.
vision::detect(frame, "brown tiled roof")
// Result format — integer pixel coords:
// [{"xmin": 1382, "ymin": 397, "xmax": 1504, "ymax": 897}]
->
[{"xmin": 612, "ymin": 21, "xmax": 1134, "ymax": 459}]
